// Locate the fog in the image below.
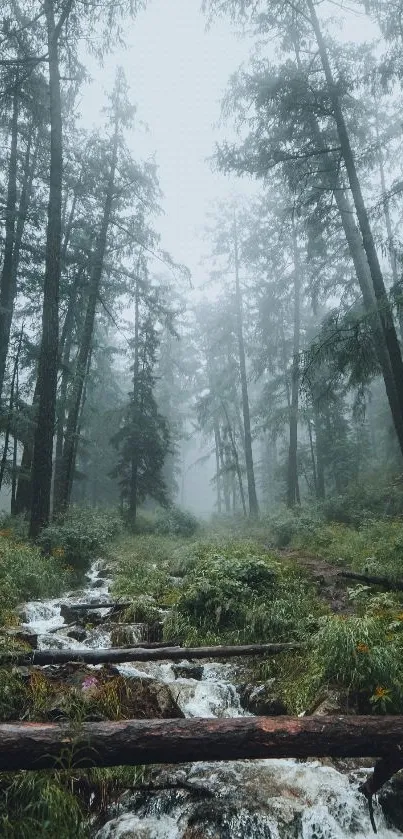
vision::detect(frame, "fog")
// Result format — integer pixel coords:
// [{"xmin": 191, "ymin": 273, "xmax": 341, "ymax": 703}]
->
[{"xmin": 0, "ymin": 0, "xmax": 400, "ymax": 524}]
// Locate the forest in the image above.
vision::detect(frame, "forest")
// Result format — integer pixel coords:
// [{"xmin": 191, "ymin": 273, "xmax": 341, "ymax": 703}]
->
[{"xmin": 1, "ymin": 0, "xmax": 403, "ymax": 837}]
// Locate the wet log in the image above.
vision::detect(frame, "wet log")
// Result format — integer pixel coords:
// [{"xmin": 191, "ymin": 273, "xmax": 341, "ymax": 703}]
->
[
  {"xmin": 339, "ymin": 570, "xmax": 403, "ymax": 591},
  {"xmin": 60, "ymin": 600, "xmax": 131, "ymax": 616},
  {"xmin": 0, "ymin": 716, "xmax": 402, "ymax": 771},
  {"xmin": 0, "ymin": 642, "xmax": 302, "ymax": 666}
]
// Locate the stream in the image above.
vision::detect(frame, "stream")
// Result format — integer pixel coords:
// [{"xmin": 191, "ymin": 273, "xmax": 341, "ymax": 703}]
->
[{"xmin": 20, "ymin": 561, "xmax": 402, "ymax": 839}]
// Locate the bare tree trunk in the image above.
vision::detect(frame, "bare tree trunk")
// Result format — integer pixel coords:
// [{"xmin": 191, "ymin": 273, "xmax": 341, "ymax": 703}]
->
[
  {"xmin": 0, "ymin": 327, "xmax": 24, "ymax": 494},
  {"xmin": 129, "ymin": 275, "xmax": 140, "ymax": 522},
  {"xmin": 11, "ymin": 362, "xmax": 19, "ymax": 514},
  {"xmin": 287, "ymin": 218, "xmax": 301, "ymax": 508},
  {"xmin": 55, "ymin": 120, "xmax": 118, "ymax": 514},
  {"xmin": 221, "ymin": 402, "xmax": 247, "ymax": 516},
  {"xmin": 233, "ymin": 213, "xmax": 259, "ymax": 517},
  {"xmin": 307, "ymin": 416, "xmax": 318, "ymax": 497},
  {"xmin": 213, "ymin": 423, "xmax": 222, "ymax": 513},
  {"xmin": 0, "ymin": 84, "xmax": 19, "ymax": 402},
  {"xmin": 29, "ymin": 0, "xmax": 64, "ymax": 537},
  {"xmin": 216, "ymin": 421, "xmax": 230, "ymax": 513},
  {"xmin": 53, "ymin": 270, "xmax": 82, "ymax": 507},
  {"xmin": 313, "ymin": 399, "xmax": 325, "ymax": 499}
]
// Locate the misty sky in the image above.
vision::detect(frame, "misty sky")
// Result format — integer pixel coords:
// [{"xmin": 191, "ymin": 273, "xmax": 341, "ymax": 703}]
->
[{"xmin": 80, "ymin": 0, "xmax": 254, "ymax": 291}]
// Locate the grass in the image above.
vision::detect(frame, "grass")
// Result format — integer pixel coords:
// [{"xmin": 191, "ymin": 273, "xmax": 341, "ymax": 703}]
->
[{"xmin": 0, "ymin": 531, "xmax": 70, "ymax": 625}]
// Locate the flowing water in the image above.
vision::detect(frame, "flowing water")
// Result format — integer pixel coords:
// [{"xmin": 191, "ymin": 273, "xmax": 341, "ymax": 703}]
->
[{"xmin": 21, "ymin": 561, "xmax": 402, "ymax": 839}]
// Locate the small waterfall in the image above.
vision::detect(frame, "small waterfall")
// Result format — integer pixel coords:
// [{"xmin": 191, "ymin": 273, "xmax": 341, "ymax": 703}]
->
[{"xmin": 20, "ymin": 561, "xmax": 402, "ymax": 839}]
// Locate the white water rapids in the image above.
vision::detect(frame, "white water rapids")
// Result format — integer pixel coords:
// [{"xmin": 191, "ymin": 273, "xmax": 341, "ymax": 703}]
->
[{"xmin": 20, "ymin": 561, "xmax": 402, "ymax": 839}]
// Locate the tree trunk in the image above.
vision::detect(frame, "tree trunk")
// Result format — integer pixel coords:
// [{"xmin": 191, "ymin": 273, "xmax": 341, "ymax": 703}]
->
[
  {"xmin": 233, "ymin": 213, "xmax": 259, "ymax": 517},
  {"xmin": 0, "ymin": 327, "xmax": 23, "ymax": 493},
  {"xmin": 213, "ymin": 422, "xmax": 222, "ymax": 513},
  {"xmin": 55, "ymin": 123, "xmax": 118, "ymax": 514},
  {"xmin": 11, "ymin": 126, "xmax": 37, "ymax": 293},
  {"xmin": 53, "ymin": 284, "xmax": 78, "ymax": 508},
  {"xmin": 0, "ymin": 716, "xmax": 402, "ymax": 772},
  {"xmin": 129, "ymin": 274, "xmax": 140, "ymax": 521},
  {"xmin": 0, "ymin": 84, "xmax": 19, "ymax": 402},
  {"xmin": 307, "ymin": 0, "xmax": 403, "ymax": 457},
  {"xmin": 287, "ymin": 218, "xmax": 301, "ymax": 507},
  {"xmin": 4, "ymin": 641, "xmax": 302, "ymax": 667},
  {"xmin": 307, "ymin": 416, "xmax": 318, "ymax": 496},
  {"xmin": 29, "ymin": 0, "xmax": 63, "ymax": 537},
  {"xmin": 221, "ymin": 403, "xmax": 247, "ymax": 516}
]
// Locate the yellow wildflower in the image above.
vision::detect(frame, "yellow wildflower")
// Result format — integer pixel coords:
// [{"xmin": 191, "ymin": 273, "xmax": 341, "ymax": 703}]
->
[{"xmin": 374, "ymin": 686, "xmax": 390, "ymax": 698}]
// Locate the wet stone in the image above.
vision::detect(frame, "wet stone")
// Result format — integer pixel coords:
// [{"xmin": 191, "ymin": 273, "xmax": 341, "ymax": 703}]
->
[
  {"xmin": 66, "ymin": 626, "xmax": 88, "ymax": 642},
  {"xmin": 379, "ymin": 774, "xmax": 403, "ymax": 832},
  {"xmin": 238, "ymin": 681, "xmax": 287, "ymax": 716},
  {"xmin": 173, "ymin": 663, "xmax": 204, "ymax": 681}
]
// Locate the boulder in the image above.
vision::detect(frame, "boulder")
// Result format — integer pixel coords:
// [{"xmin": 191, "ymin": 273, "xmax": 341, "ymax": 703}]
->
[
  {"xmin": 309, "ymin": 688, "xmax": 353, "ymax": 716},
  {"xmin": 173, "ymin": 662, "xmax": 204, "ymax": 681},
  {"xmin": 91, "ymin": 578, "xmax": 106, "ymax": 589},
  {"xmin": 111, "ymin": 624, "xmax": 147, "ymax": 647},
  {"xmin": 379, "ymin": 774, "xmax": 403, "ymax": 833},
  {"xmin": 238, "ymin": 680, "xmax": 287, "ymax": 716},
  {"xmin": 66, "ymin": 626, "xmax": 88, "ymax": 642}
]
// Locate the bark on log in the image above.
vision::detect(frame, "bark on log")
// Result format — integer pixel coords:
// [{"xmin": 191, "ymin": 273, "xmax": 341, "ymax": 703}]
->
[
  {"xmin": 339, "ymin": 570, "xmax": 403, "ymax": 591},
  {"xmin": 0, "ymin": 716, "xmax": 402, "ymax": 771},
  {"xmin": 59, "ymin": 601, "xmax": 131, "ymax": 612},
  {"xmin": 0, "ymin": 642, "xmax": 302, "ymax": 667}
]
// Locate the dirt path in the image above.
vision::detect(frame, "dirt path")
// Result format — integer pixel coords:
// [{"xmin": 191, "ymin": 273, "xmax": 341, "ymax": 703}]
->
[{"xmin": 274, "ymin": 548, "xmax": 355, "ymax": 614}]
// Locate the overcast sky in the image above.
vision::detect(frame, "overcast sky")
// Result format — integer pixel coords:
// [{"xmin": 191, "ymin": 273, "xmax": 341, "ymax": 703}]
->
[{"xmin": 79, "ymin": 0, "xmax": 255, "ymax": 292}]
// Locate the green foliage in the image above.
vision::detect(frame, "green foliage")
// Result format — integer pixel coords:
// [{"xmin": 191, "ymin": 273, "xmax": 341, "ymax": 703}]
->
[
  {"xmin": 154, "ymin": 506, "xmax": 199, "ymax": 537},
  {"xmin": 37, "ymin": 507, "xmax": 122, "ymax": 573},
  {"xmin": 291, "ymin": 515, "xmax": 403, "ymax": 578},
  {"xmin": 0, "ymin": 533, "xmax": 68, "ymax": 623},
  {"xmin": 0, "ymin": 771, "xmax": 86, "ymax": 839},
  {"xmin": 320, "ymin": 477, "xmax": 403, "ymax": 525},
  {"xmin": 111, "ymin": 534, "xmax": 179, "ymax": 605},
  {"xmin": 314, "ymin": 614, "xmax": 403, "ymax": 710},
  {"xmin": 165, "ymin": 540, "xmax": 324, "ymax": 645}
]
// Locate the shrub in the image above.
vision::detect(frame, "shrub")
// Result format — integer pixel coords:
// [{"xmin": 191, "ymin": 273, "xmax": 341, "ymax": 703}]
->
[
  {"xmin": 38, "ymin": 507, "xmax": 122, "ymax": 574},
  {"xmin": 0, "ymin": 533, "xmax": 68, "ymax": 623},
  {"xmin": 313, "ymin": 614, "xmax": 403, "ymax": 711},
  {"xmin": 0, "ymin": 772, "xmax": 86, "ymax": 838},
  {"xmin": 111, "ymin": 534, "xmax": 178, "ymax": 606},
  {"xmin": 165, "ymin": 541, "xmax": 324, "ymax": 645},
  {"xmin": 154, "ymin": 506, "xmax": 199, "ymax": 537}
]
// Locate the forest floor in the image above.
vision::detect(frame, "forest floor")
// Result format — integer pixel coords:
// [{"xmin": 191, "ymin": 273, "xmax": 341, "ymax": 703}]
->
[{"xmin": 274, "ymin": 547, "xmax": 355, "ymax": 614}]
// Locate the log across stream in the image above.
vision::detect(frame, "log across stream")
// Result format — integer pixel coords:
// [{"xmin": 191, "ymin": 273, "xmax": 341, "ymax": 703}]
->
[
  {"xmin": 1, "ymin": 641, "xmax": 302, "ymax": 666},
  {"xmin": 1, "ymin": 715, "xmax": 403, "ymax": 771}
]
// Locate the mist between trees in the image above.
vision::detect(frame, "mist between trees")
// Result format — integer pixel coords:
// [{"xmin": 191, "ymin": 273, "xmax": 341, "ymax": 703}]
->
[{"xmin": 1, "ymin": 0, "xmax": 403, "ymax": 531}]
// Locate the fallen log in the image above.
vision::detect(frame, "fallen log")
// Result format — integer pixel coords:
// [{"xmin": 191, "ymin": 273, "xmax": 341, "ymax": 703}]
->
[
  {"xmin": 0, "ymin": 716, "xmax": 402, "ymax": 771},
  {"xmin": 60, "ymin": 600, "xmax": 131, "ymax": 613},
  {"xmin": 0, "ymin": 642, "xmax": 302, "ymax": 667},
  {"xmin": 339, "ymin": 570, "xmax": 403, "ymax": 591}
]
